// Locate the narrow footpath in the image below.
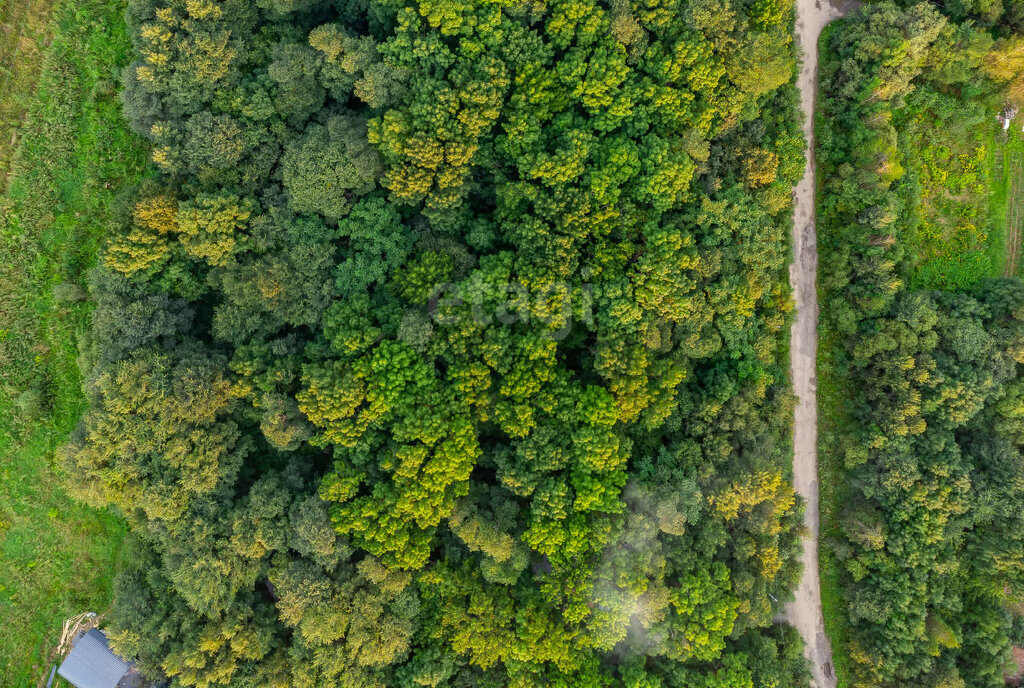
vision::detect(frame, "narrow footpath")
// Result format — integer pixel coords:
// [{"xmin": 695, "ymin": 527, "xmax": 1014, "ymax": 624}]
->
[{"xmin": 785, "ymin": 0, "xmax": 849, "ymax": 685}]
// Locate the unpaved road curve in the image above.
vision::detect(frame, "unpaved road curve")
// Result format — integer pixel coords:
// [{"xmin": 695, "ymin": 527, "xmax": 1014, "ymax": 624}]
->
[{"xmin": 785, "ymin": 0, "xmax": 851, "ymax": 686}]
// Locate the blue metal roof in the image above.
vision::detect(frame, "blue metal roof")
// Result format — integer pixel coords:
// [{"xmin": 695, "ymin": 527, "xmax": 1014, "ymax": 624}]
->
[{"xmin": 57, "ymin": 629, "xmax": 132, "ymax": 688}]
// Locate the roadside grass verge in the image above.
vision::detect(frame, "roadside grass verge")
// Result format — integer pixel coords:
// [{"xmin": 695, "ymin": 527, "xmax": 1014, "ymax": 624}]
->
[
  {"xmin": 813, "ymin": 23, "xmax": 854, "ymax": 688},
  {"xmin": 812, "ymin": 26, "xmax": 853, "ymax": 678},
  {"xmin": 0, "ymin": 0, "xmax": 146, "ymax": 684},
  {"xmin": 816, "ymin": 328, "xmax": 853, "ymax": 688}
]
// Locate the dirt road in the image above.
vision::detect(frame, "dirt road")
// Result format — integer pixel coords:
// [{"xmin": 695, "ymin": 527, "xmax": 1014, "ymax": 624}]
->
[{"xmin": 785, "ymin": 0, "xmax": 850, "ymax": 685}]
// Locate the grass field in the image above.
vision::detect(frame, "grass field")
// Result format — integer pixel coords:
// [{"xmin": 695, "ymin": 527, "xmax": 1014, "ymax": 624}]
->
[
  {"xmin": 0, "ymin": 0, "xmax": 146, "ymax": 684},
  {"xmin": 0, "ymin": 0, "xmax": 57, "ymax": 192},
  {"xmin": 899, "ymin": 109, "xmax": 1024, "ymax": 289},
  {"xmin": 904, "ymin": 107, "xmax": 1008, "ymax": 291}
]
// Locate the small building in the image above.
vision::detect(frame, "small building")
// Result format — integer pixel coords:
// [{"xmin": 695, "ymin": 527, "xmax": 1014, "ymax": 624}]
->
[
  {"xmin": 998, "ymin": 105, "xmax": 1019, "ymax": 132},
  {"xmin": 57, "ymin": 629, "xmax": 140, "ymax": 688}
]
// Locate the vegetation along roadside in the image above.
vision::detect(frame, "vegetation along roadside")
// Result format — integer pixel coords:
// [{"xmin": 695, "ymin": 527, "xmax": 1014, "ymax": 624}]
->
[{"xmin": 817, "ymin": 2, "xmax": 1024, "ymax": 686}]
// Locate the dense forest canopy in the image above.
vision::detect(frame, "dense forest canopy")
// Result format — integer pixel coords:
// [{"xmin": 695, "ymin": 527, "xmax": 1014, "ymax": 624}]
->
[
  {"xmin": 819, "ymin": 2, "xmax": 1024, "ymax": 686},
  {"xmin": 55, "ymin": 0, "xmax": 818, "ymax": 685}
]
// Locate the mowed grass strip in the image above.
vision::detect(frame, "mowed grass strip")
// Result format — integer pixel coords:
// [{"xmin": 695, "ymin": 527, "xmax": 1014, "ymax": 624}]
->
[
  {"xmin": 994, "ymin": 126, "xmax": 1024, "ymax": 276},
  {"xmin": 0, "ymin": 0, "xmax": 58, "ymax": 191},
  {"xmin": 0, "ymin": 0, "xmax": 146, "ymax": 684}
]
